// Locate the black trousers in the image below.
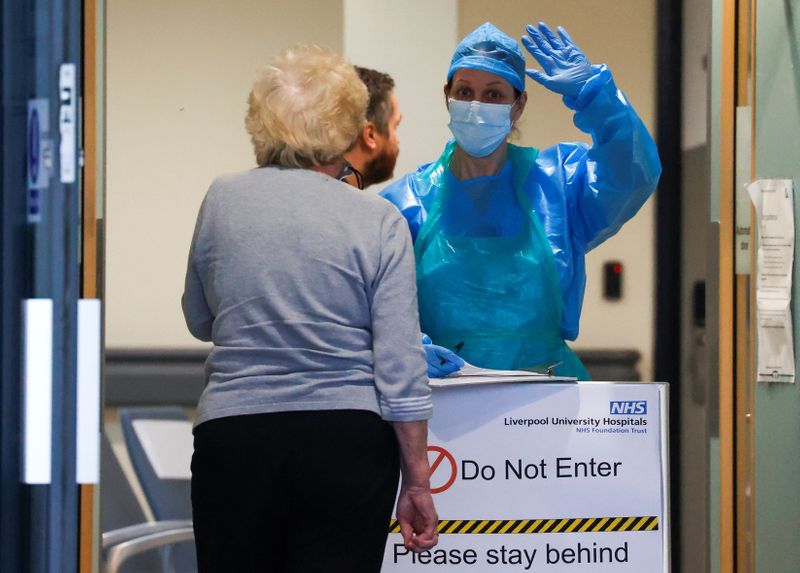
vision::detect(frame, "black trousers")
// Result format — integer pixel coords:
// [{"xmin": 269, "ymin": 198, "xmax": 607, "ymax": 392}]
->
[{"xmin": 191, "ymin": 410, "xmax": 400, "ymax": 573}]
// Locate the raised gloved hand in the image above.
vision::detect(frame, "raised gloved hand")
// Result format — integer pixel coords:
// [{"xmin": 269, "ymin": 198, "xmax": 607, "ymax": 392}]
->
[
  {"xmin": 422, "ymin": 334, "xmax": 465, "ymax": 378},
  {"xmin": 521, "ymin": 22, "xmax": 594, "ymax": 100}
]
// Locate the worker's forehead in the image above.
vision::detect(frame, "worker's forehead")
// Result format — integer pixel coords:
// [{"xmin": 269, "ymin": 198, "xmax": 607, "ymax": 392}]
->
[{"xmin": 451, "ymin": 69, "xmax": 515, "ymax": 89}]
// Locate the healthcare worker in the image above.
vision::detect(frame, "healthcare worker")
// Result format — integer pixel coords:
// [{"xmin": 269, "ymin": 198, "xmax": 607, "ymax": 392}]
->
[{"xmin": 380, "ymin": 21, "xmax": 661, "ymax": 379}]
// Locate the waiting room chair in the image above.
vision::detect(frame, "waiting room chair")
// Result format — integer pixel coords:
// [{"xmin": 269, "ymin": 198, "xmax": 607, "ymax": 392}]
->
[
  {"xmin": 101, "ymin": 432, "xmax": 194, "ymax": 573},
  {"xmin": 112, "ymin": 406, "xmax": 197, "ymax": 572}
]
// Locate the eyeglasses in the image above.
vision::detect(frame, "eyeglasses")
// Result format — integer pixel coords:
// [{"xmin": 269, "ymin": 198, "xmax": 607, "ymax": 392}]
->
[{"xmin": 338, "ymin": 160, "xmax": 364, "ymax": 190}]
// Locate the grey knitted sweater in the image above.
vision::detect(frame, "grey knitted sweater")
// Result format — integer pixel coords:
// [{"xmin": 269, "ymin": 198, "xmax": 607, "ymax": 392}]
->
[{"xmin": 182, "ymin": 166, "xmax": 431, "ymax": 426}]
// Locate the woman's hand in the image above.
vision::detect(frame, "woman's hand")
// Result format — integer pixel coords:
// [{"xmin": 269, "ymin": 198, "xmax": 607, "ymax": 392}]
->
[
  {"xmin": 396, "ymin": 482, "xmax": 439, "ymax": 552},
  {"xmin": 392, "ymin": 420, "xmax": 439, "ymax": 552},
  {"xmin": 521, "ymin": 22, "xmax": 594, "ymax": 99}
]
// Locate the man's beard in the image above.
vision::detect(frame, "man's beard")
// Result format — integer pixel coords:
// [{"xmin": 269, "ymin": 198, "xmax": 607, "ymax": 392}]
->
[{"xmin": 361, "ymin": 147, "xmax": 397, "ymax": 188}]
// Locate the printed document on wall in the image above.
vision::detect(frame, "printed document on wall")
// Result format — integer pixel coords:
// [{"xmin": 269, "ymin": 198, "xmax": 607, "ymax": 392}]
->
[{"xmin": 748, "ymin": 179, "xmax": 795, "ymax": 383}]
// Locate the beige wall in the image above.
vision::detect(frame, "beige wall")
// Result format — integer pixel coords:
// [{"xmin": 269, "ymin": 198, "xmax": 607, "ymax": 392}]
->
[
  {"xmin": 105, "ymin": 0, "xmax": 343, "ymax": 348},
  {"xmin": 459, "ymin": 1, "xmax": 658, "ymax": 379},
  {"xmin": 344, "ymin": 0, "xmax": 457, "ymax": 188}
]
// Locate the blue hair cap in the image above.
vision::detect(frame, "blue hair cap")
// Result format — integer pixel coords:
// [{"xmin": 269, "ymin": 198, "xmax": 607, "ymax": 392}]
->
[{"xmin": 447, "ymin": 22, "xmax": 526, "ymax": 92}]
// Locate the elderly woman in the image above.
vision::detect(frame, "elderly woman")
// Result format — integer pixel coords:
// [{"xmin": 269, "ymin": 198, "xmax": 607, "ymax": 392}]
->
[
  {"xmin": 182, "ymin": 44, "xmax": 437, "ymax": 572},
  {"xmin": 381, "ymin": 22, "xmax": 661, "ymax": 379}
]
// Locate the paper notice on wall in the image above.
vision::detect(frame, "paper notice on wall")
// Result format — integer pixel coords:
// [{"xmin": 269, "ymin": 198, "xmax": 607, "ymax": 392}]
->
[{"xmin": 748, "ymin": 179, "xmax": 795, "ymax": 383}]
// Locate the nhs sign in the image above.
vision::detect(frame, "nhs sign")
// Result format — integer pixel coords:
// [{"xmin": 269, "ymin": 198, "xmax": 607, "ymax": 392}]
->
[{"xmin": 609, "ymin": 401, "xmax": 647, "ymax": 415}]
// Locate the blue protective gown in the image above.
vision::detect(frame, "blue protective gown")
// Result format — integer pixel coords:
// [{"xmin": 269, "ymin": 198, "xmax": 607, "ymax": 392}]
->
[{"xmin": 380, "ymin": 66, "xmax": 661, "ymax": 375}]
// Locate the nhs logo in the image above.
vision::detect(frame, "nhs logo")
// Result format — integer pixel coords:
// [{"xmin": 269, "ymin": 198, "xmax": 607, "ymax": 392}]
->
[{"xmin": 609, "ymin": 401, "xmax": 647, "ymax": 415}]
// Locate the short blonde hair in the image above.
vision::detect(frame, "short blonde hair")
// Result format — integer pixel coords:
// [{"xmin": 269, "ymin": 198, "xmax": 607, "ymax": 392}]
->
[{"xmin": 245, "ymin": 44, "xmax": 368, "ymax": 168}]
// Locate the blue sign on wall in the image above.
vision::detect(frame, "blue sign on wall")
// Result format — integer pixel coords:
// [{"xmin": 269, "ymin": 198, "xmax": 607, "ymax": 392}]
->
[{"xmin": 27, "ymin": 98, "xmax": 50, "ymax": 223}]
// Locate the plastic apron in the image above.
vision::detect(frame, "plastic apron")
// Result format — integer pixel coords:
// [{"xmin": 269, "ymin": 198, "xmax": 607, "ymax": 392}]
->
[{"xmin": 414, "ymin": 143, "xmax": 590, "ymax": 379}]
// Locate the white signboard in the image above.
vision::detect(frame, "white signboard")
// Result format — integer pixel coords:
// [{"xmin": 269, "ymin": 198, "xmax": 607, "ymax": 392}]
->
[{"xmin": 383, "ymin": 381, "xmax": 669, "ymax": 572}]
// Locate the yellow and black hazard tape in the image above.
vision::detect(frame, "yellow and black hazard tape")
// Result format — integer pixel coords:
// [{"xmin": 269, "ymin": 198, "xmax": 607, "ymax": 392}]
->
[{"xmin": 389, "ymin": 516, "xmax": 659, "ymax": 535}]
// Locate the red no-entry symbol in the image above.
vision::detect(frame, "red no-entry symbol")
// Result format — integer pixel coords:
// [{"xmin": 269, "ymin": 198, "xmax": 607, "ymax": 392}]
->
[{"xmin": 428, "ymin": 445, "xmax": 457, "ymax": 494}]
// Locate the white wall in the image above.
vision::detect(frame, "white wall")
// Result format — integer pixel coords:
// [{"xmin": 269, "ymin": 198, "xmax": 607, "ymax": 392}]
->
[
  {"xmin": 105, "ymin": 0, "xmax": 343, "ymax": 347},
  {"xmin": 459, "ymin": 1, "xmax": 658, "ymax": 379}
]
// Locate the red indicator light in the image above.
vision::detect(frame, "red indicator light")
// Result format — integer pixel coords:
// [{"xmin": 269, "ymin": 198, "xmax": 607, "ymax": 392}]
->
[{"xmin": 603, "ymin": 261, "xmax": 623, "ymax": 300}]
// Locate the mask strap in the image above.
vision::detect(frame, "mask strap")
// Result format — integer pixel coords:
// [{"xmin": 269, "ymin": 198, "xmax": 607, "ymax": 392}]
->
[
  {"xmin": 338, "ymin": 160, "xmax": 364, "ymax": 190},
  {"xmin": 510, "ymin": 95, "xmax": 523, "ymax": 124},
  {"xmin": 352, "ymin": 167, "xmax": 364, "ymax": 190}
]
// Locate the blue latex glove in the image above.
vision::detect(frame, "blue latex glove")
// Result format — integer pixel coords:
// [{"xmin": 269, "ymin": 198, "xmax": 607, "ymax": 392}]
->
[
  {"xmin": 521, "ymin": 22, "xmax": 594, "ymax": 100},
  {"xmin": 421, "ymin": 334, "xmax": 465, "ymax": 378}
]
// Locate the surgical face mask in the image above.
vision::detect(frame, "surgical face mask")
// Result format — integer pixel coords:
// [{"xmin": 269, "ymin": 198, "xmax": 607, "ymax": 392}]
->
[{"xmin": 447, "ymin": 98, "xmax": 513, "ymax": 158}]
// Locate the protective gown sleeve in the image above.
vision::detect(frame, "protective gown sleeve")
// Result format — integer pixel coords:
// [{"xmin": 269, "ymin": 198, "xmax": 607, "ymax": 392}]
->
[
  {"xmin": 379, "ymin": 164, "xmax": 439, "ymax": 242},
  {"xmin": 561, "ymin": 65, "xmax": 662, "ymax": 251}
]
